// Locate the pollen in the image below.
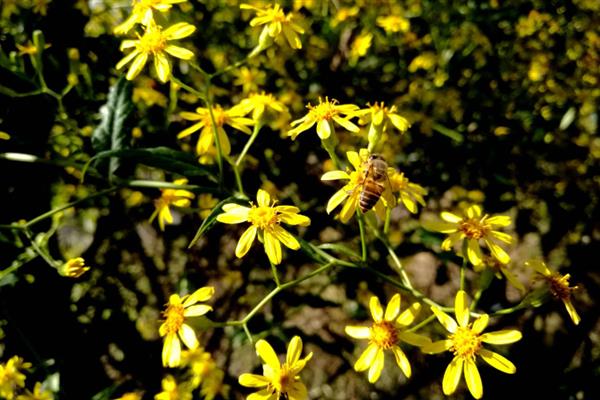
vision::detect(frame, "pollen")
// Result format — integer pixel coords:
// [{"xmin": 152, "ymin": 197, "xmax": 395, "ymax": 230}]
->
[
  {"xmin": 450, "ymin": 326, "xmax": 482, "ymax": 359},
  {"xmin": 248, "ymin": 205, "xmax": 278, "ymax": 229},
  {"xmin": 459, "ymin": 218, "xmax": 489, "ymax": 240},
  {"xmin": 138, "ymin": 28, "xmax": 167, "ymax": 54},
  {"xmin": 309, "ymin": 98, "xmax": 338, "ymax": 121},
  {"xmin": 163, "ymin": 303, "xmax": 185, "ymax": 334},
  {"xmin": 370, "ymin": 321, "xmax": 398, "ymax": 349}
]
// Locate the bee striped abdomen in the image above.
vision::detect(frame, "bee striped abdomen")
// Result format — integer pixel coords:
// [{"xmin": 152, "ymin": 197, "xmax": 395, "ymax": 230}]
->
[{"xmin": 359, "ymin": 181, "xmax": 385, "ymax": 213}]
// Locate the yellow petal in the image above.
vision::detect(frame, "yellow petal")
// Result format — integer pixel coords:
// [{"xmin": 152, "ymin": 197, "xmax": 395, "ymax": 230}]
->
[
  {"xmin": 345, "ymin": 326, "xmax": 370, "ymax": 339},
  {"xmin": 485, "ymin": 239, "xmax": 511, "ymax": 264},
  {"xmin": 153, "ymin": 52, "xmax": 171, "ymax": 83},
  {"xmin": 286, "ymin": 336, "xmax": 302, "ymax": 365},
  {"xmin": 255, "ymin": 339, "xmax": 280, "ymax": 371},
  {"xmin": 486, "ymin": 215, "xmax": 512, "ymax": 227},
  {"xmin": 391, "ymin": 346, "xmax": 411, "ymax": 378},
  {"xmin": 464, "ymin": 358, "xmax": 483, "ymax": 399},
  {"xmin": 466, "ymin": 204, "xmax": 482, "ymax": 218},
  {"xmin": 164, "ymin": 45, "xmax": 194, "ymax": 60},
  {"xmin": 346, "ymin": 151, "xmax": 361, "ymax": 170},
  {"xmin": 354, "ymin": 343, "xmax": 378, "ymax": 372},
  {"xmin": 524, "ymin": 259, "xmax": 551, "ymax": 276},
  {"xmin": 287, "ymin": 381, "xmax": 308, "ymax": 400},
  {"xmin": 183, "ymin": 304, "xmax": 212, "ymax": 317},
  {"xmin": 397, "ymin": 331, "xmax": 431, "ymax": 347},
  {"xmin": 217, "ymin": 206, "xmax": 250, "ymax": 224},
  {"xmin": 326, "ymin": 189, "xmax": 349, "ymax": 214},
  {"xmin": 247, "ymin": 388, "xmax": 275, "ymax": 400},
  {"xmin": 454, "ymin": 290, "xmax": 470, "ymax": 328},
  {"xmin": 384, "ymin": 294, "xmax": 401, "ymax": 321},
  {"xmin": 316, "ymin": 119, "xmax": 331, "ymax": 139},
  {"xmin": 563, "ymin": 298, "xmax": 581, "ymax": 325},
  {"xmin": 367, "ymin": 348, "xmax": 384, "ymax": 383},
  {"xmin": 321, "ymin": 170, "xmax": 350, "ymax": 181},
  {"xmin": 481, "ymin": 329, "xmax": 522, "ymax": 344},
  {"xmin": 491, "ymin": 230, "xmax": 513, "ymax": 244},
  {"xmin": 236, "ymin": 225, "xmax": 257, "ymax": 258},
  {"xmin": 442, "ymin": 356, "xmax": 463, "ymax": 396},
  {"xmin": 178, "ymin": 323, "xmax": 198, "ymax": 349},
  {"xmin": 238, "ymin": 373, "xmax": 270, "ymax": 388},
  {"xmin": 282, "ymin": 26, "xmax": 302, "ymax": 49},
  {"xmin": 271, "ymin": 225, "xmax": 300, "ymax": 250},
  {"xmin": 441, "ymin": 211, "xmax": 462, "ymax": 223},
  {"xmin": 389, "ymin": 113, "xmax": 410, "ymax": 131},
  {"xmin": 423, "ymin": 219, "xmax": 457, "ymax": 233},
  {"xmin": 396, "ymin": 302, "xmax": 421, "ymax": 326},
  {"xmin": 369, "ymin": 296, "xmax": 383, "ymax": 322},
  {"xmin": 116, "ymin": 49, "xmax": 140, "ymax": 70},
  {"xmin": 472, "ymin": 314, "xmax": 489, "ymax": 334},
  {"xmin": 163, "ymin": 334, "xmax": 181, "ymax": 367},
  {"xmin": 177, "ymin": 122, "xmax": 203, "ymax": 138},
  {"xmin": 264, "ymin": 230, "xmax": 282, "ymax": 265},
  {"xmin": 333, "ymin": 116, "xmax": 360, "ymax": 133},
  {"xmin": 126, "ymin": 52, "xmax": 148, "ymax": 80},
  {"xmin": 339, "ymin": 191, "xmax": 358, "ymax": 223},
  {"xmin": 431, "ymin": 306, "xmax": 457, "ymax": 333},
  {"xmin": 217, "ymin": 126, "xmax": 231, "ymax": 155},
  {"xmin": 422, "ymin": 339, "xmax": 452, "ymax": 354},
  {"xmin": 183, "ymin": 286, "xmax": 215, "ymax": 306},
  {"xmin": 257, "ymin": 189, "xmax": 270, "ymax": 207},
  {"xmin": 277, "ymin": 211, "xmax": 310, "ymax": 226},
  {"xmin": 479, "ymin": 348, "xmax": 517, "ymax": 374},
  {"xmin": 163, "ymin": 22, "xmax": 196, "ymax": 39}
]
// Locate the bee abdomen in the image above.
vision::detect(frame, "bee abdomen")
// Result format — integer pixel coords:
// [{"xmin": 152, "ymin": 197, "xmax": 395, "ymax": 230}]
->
[{"xmin": 359, "ymin": 185, "xmax": 384, "ymax": 213}]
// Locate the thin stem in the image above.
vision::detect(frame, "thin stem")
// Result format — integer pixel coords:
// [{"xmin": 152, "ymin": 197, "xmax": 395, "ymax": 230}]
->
[
  {"xmin": 242, "ymin": 323, "xmax": 253, "ymax": 344},
  {"xmin": 204, "ymin": 91, "xmax": 224, "ymax": 190},
  {"xmin": 235, "ymin": 122, "xmax": 263, "ymax": 167},
  {"xmin": 23, "ymin": 229, "xmax": 58, "ymax": 268},
  {"xmin": 228, "ymin": 157, "xmax": 245, "ymax": 195},
  {"xmin": 170, "ymin": 76, "xmax": 206, "ymax": 101},
  {"xmin": 383, "ymin": 208, "xmax": 391, "ymax": 235},
  {"xmin": 408, "ymin": 314, "xmax": 436, "ymax": 332},
  {"xmin": 270, "ymin": 261, "xmax": 281, "ymax": 287},
  {"xmin": 356, "ymin": 211, "xmax": 367, "ymax": 262},
  {"xmin": 210, "ymin": 58, "xmax": 249, "ymax": 79}
]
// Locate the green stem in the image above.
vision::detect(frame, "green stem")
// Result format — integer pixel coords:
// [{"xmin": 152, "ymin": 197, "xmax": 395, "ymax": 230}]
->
[
  {"xmin": 270, "ymin": 261, "xmax": 281, "ymax": 287},
  {"xmin": 204, "ymin": 90, "xmax": 224, "ymax": 190},
  {"xmin": 235, "ymin": 122, "xmax": 263, "ymax": 167},
  {"xmin": 383, "ymin": 208, "xmax": 391, "ymax": 235},
  {"xmin": 408, "ymin": 313, "xmax": 436, "ymax": 332},
  {"xmin": 356, "ymin": 210, "xmax": 368, "ymax": 262},
  {"xmin": 228, "ymin": 157, "xmax": 245, "ymax": 195},
  {"xmin": 320, "ymin": 130, "xmax": 341, "ymax": 169},
  {"xmin": 23, "ymin": 229, "xmax": 58, "ymax": 268}
]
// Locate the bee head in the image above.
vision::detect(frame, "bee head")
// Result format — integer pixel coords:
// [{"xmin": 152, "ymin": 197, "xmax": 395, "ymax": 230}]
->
[{"xmin": 369, "ymin": 154, "xmax": 384, "ymax": 161}]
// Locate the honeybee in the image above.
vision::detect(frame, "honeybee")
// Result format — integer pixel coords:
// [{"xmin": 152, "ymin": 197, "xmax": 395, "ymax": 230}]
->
[{"xmin": 358, "ymin": 154, "xmax": 397, "ymax": 213}]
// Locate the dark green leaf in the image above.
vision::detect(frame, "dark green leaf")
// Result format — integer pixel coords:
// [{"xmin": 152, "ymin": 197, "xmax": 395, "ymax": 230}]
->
[
  {"xmin": 91, "ymin": 76, "xmax": 134, "ymax": 179},
  {"xmin": 188, "ymin": 196, "xmax": 239, "ymax": 249}
]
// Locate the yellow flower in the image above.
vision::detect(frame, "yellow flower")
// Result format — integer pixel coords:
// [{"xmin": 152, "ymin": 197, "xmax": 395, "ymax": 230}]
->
[
  {"xmin": 133, "ymin": 78, "xmax": 168, "ymax": 107},
  {"xmin": 425, "ymin": 204, "xmax": 513, "ymax": 267},
  {"xmin": 348, "ymin": 31, "xmax": 373, "ymax": 65},
  {"xmin": 114, "ymin": 392, "xmax": 143, "ymax": 400},
  {"xmin": 116, "ymin": 20, "xmax": 195, "ymax": 83},
  {"xmin": 525, "ymin": 260, "xmax": 580, "ymax": 325},
  {"xmin": 59, "ymin": 257, "xmax": 90, "ymax": 278},
  {"xmin": 154, "ymin": 375, "xmax": 192, "ymax": 400},
  {"xmin": 388, "ymin": 170, "xmax": 427, "ymax": 214},
  {"xmin": 0, "ymin": 131, "xmax": 10, "ymax": 140},
  {"xmin": 16, "ymin": 382, "xmax": 53, "ymax": 400},
  {"xmin": 287, "ymin": 97, "xmax": 360, "ymax": 140},
  {"xmin": 178, "ymin": 104, "xmax": 254, "ymax": 157},
  {"xmin": 376, "ymin": 15, "xmax": 410, "ymax": 33},
  {"xmin": 330, "ymin": 6, "xmax": 359, "ymax": 27},
  {"xmin": 422, "ymin": 290, "xmax": 522, "ymax": 399},
  {"xmin": 0, "ymin": 356, "xmax": 31, "ymax": 400},
  {"xmin": 356, "ymin": 102, "xmax": 410, "ymax": 148},
  {"xmin": 240, "ymin": 3, "xmax": 305, "ymax": 50},
  {"xmin": 2, "ymin": 0, "xmax": 19, "ymax": 19},
  {"xmin": 232, "ymin": 66, "xmax": 266, "ymax": 94},
  {"xmin": 16, "ymin": 41, "xmax": 50, "ymax": 56},
  {"xmin": 200, "ymin": 368, "xmax": 229, "ymax": 400},
  {"xmin": 149, "ymin": 178, "xmax": 194, "ymax": 231},
  {"xmin": 216, "ymin": 189, "xmax": 310, "ymax": 265},
  {"xmin": 476, "ymin": 256, "xmax": 525, "ymax": 293},
  {"xmin": 158, "ymin": 286, "xmax": 214, "ymax": 367},
  {"xmin": 31, "ymin": 0, "xmax": 51, "ymax": 16},
  {"xmin": 198, "ymin": 193, "xmax": 218, "ymax": 219},
  {"xmin": 321, "ymin": 149, "xmax": 393, "ymax": 223},
  {"xmin": 345, "ymin": 294, "xmax": 430, "ymax": 383},
  {"xmin": 239, "ymin": 336, "xmax": 312, "ymax": 400},
  {"xmin": 236, "ymin": 92, "xmax": 287, "ymax": 123},
  {"xmin": 114, "ymin": 0, "xmax": 186, "ymax": 35}
]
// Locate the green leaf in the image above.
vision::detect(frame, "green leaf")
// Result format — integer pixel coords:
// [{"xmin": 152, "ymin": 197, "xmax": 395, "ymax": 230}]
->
[
  {"xmin": 92, "ymin": 76, "xmax": 134, "ymax": 179},
  {"xmin": 188, "ymin": 196, "xmax": 240, "ymax": 248},
  {"xmin": 86, "ymin": 147, "xmax": 217, "ymax": 182},
  {"xmin": 432, "ymin": 123, "xmax": 464, "ymax": 143}
]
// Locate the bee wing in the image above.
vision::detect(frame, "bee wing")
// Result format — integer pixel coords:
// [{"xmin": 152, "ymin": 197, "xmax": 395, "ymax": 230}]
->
[{"xmin": 382, "ymin": 172, "xmax": 397, "ymax": 208}]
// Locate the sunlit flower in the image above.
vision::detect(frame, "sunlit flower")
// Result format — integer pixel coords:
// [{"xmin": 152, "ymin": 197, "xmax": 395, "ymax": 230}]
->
[
  {"xmin": 149, "ymin": 178, "xmax": 194, "ymax": 231},
  {"xmin": 408, "ymin": 52, "xmax": 436, "ymax": 72},
  {"xmin": 59, "ymin": 257, "xmax": 90, "ymax": 278},
  {"xmin": 331, "ymin": 6, "xmax": 359, "ymax": 27},
  {"xmin": 422, "ymin": 290, "xmax": 522, "ymax": 399},
  {"xmin": 236, "ymin": 92, "xmax": 287, "ymax": 123},
  {"xmin": 114, "ymin": 0, "xmax": 186, "ymax": 35},
  {"xmin": 0, "ymin": 356, "xmax": 31, "ymax": 400},
  {"xmin": 425, "ymin": 204, "xmax": 512, "ymax": 267},
  {"xmin": 322, "ymin": 149, "xmax": 394, "ymax": 223},
  {"xmin": 116, "ymin": 20, "xmax": 195, "ymax": 83},
  {"xmin": 200, "ymin": 368, "xmax": 229, "ymax": 400},
  {"xmin": 345, "ymin": 294, "xmax": 430, "ymax": 383},
  {"xmin": 178, "ymin": 104, "xmax": 254, "ymax": 157},
  {"xmin": 216, "ymin": 189, "xmax": 310, "ymax": 265},
  {"xmin": 16, "ymin": 41, "xmax": 50, "ymax": 56},
  {"xmin": 525, "ymin": 260, "xmax": 580, "ymax": 325},
  {"xmin": 348, "ymin": 31, "xmax": 373, "ymax": 65},
  {"xmin": 287, "ymin": 97, "xmax": 360, "ymax": 140},
  {"xmin": 475, "ymin": 256, "xmax": 525, "ymax": 292},
  {"xmin": 240, "ymin": 3, "xmax": 305, "ymax": 50},
  {"xmin": 356, "ymin": 102, "xmax": 410, "ymax": 148},
  {"xmin": 154, "ymin": 375, "xmax": 192, "ymax": 400},
  {"xmin": 232, "ymin": 66, "xmax": 266, "ymax": 94},
  {"xmin": 16, "ymin": 382, "xmax": 53, "ymax": 400},
  {"xmin": 158, "ymin": 287, "xmax": 214, "ymax": 367},
  {"xmin": 239, "ymin": 336, "xmax": 312, "ymax": 400},
  {"xmin": 1, "ymin": 0, "xmax": 19, "ymax": 19},
  {"xmin": 133, "ymin": 78, "xmax": 168, "ymax": 107},
  {"xmin": 181, "ymin": 349, "xmax": 230, "ymax": 399},
  {"xmin": 377, "ymin": 15, "xmax": 410, "ymax": 33},
  {"xmin": 388, "ymin": 171, "xmax": 427, "ymax": 214},
  {"xmin": 198, "ymin": 193, "xmax": 218, "ymax": 219}
]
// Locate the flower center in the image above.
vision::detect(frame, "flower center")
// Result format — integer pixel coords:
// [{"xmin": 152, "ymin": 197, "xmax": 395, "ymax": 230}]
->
[
  {"xmin": 248, "ymin": 206, "xmax": 278, "ymax": 229},
  {"xmin": 310, "ymin": 99, "xmax": 338, "ymax": 121},
  {"xmin": 138, "ymin": 28, "xmax": 167, "ymax": 54},
  {"xmin": 547, "ymin": 273, "xmax": 575, "ymax": 300},
  {"xmin": 450, "ymin": 326, "xmax": 482, "ymax": 359},
  {"xmin": 163, "ymin": 303, "xmax": 185, "ymax": 334},
  {"xmin": 459, "ymin": 218, "xmax": 489, "ymax": 240},
  {"xmin": 370, "ymin": 321, "xmax": 398, "ymax": 349}
]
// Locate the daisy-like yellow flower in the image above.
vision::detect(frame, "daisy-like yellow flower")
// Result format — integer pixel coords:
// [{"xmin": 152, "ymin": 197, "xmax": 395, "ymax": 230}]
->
[
  {"xmin": 232, "ymin": 66, "xmax": 266, "ymax": 94},
  {"xmin": 322, "ymin": 149, "xmax": 394, "ymax": 223},
  {"xmin": 525, "ymin": 260, "xmax": 580, "ymax": 325},
  {"xmin": 59, "ymin": 257, "xmax": 90, "ymax": 278},
  {"xmin": 149, "ymin": 178, "xmax": 194, "ymax": 231},
  {"xmin": 240, "ymin": 3, "xmax": 305, "ymax": 50},
  {"xmin": 348, "ymin": 31, "xmax": 373, "ymax": 65},
  {"xmin": 345, "ymin": 294, "xmax": 430, "ymax": 383},
  {"xmin": 154, "ymin": 375, "xmax": 192, "ymax": 400},
  {"xmin": 239, "ymin": 336, "xmax": 312, "ymax": 400},
  {"xmin": 15, "ymin": 382, "xmax": 53, "ymax": 400},
  {"xmin": 287, "ymin": 97, "xmax": 360, "ymax": 140},
  {"xmin": 425, "ymin": 204, "xmax": 512, "ymax": 267},
  {"xmin": 216, "ymin": 189, "xmax": 310, "ymax": 265},
  {"xmin": 236, "ymin": 92, "xmax": 287, "ymax": 123},
  {"xmin": 476, "ymin": 256, "xmax": 525, "ymax": 293},
  {"xmin": 0, "ymin": 356, "xmax": 31, "ymax": 400},
  {"xmin": 114, "ymin": 0, "xmax": 186, "ymax": 35},
  {"xmin": 116, "ymin": 20, "xmax": 195, "ymax": 83},
  {"xmin": 423, "ymin": 290, "xmax": 522, "ymax": 399},
  {"xmin": 158, "ymin": 286, "xmax": 214, "ymax": 367},
  {"xmin": 356, "ymin": 102, "xmax": 410, "ymax": 149},
  {"xmin": 376, "ymin": 15, "xmax": 410, "ymax": 33},
  {"xmin": 388, "ymin": 170, "xmax": 427, "ymax": 214},
  {"xmin": 178, "ymin": 104, "xmax": 254, "ymax": 157}
]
